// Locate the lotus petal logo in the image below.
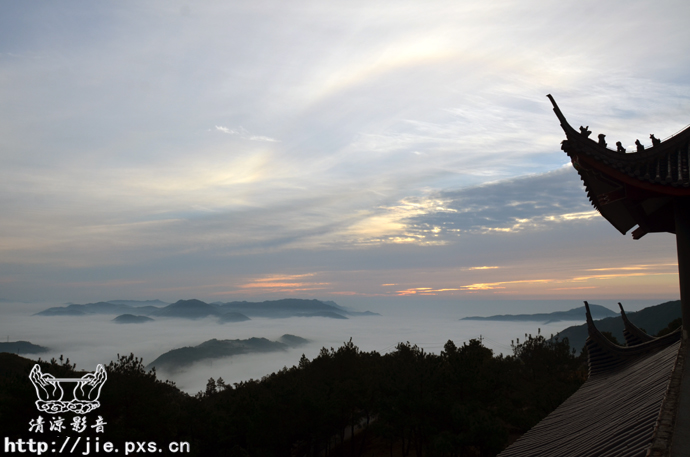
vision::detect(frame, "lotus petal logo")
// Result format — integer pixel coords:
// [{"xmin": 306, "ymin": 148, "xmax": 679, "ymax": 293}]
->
[{"xmin": 29, "ymin": 364, "xmax": 107, "ymax": 415}]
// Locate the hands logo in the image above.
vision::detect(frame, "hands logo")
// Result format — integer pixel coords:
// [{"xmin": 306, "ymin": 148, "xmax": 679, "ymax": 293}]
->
[{"xmin": 29, "ymin": 364, "xmax": 107, "ymax": 415}]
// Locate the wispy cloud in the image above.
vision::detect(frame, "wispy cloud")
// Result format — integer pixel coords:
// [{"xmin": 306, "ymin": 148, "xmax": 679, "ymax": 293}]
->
[
  {"xmin": 348, "ymin": 166, "xmax": 601, "ymax": 246},
  {"xmin": 548, "ymin": 287, "xmax": 597, "ymax": 291},
  {"xmin": 215, "ymin": 126, "xmax": 279, "ymax": 142},
  {"xmin": 395, "ymin": 287, "xmax": 461, "ymax": 296},
  {"xmin": 1, "ymin": 1, "xmax": 688, "ymax": 301},
  {"xmin": 459, "ymin": 279, "xmax": 554, "ymax": 291},
  {"xmin": 585, "ymin": 263, "xmax": 677, "ymax": 272},
  {"xmin": 235, "ymin": 273, "xmax": 330, "ymax": 294},
  {"xmin": 572, "ymin": 272, "xmax": 676, "ymax": 282},
  {"xmin": 448, "ymin": 262, "xmax": 677, "ymax": 294}
]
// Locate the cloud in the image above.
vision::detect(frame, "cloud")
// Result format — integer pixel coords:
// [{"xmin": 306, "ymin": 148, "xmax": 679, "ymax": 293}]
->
[
  {"xmin": 395, "ymin": 287, "xmax": 461, "ymax": 296},
  {"xmin": 215, "ymin": 126, "xmax": 279, "ymax": 142},
  {"xmin": 1, "ymin": 1, "xmax": 688, "ymax": 302},
  {"xmin": 459, "ymin": 279, "xmax": 554, "ymax": 291},
  {"xmin": 350, "ymin": 165, "xmax": 600, "ymax": 245},
  {"xmin": 235, "ymin": 273, "xmax": 330, "ymax": 294},
  {"xmin": 453, "ymin": 262, "xmax": 678, "ymax": 294},
  {"xmin": 585, "ymin": 263, "xmax": 677, "ymax": 272}
]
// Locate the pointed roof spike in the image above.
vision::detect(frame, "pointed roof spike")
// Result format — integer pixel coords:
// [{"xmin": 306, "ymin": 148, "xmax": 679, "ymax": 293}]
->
[
  {"xmin": 547, "ymin": 94, "xmax": 576, "ymax": 135},
  {"xmin": 584, "ymin": 300, "xmax": 595, "ymax": 329},
  {"xmin": 584, "ymin": 301, "xmax": 621, "ymax": 347},
  {"xmin": 618, "ymin": 302, "xmax": 654, "ymax": 346},
  {"xmin": 548, "ymin": 94, "xmax": 690, "ymax": 240},
  {"xmin": 583, "ymin": 300, "xmax": 622, "ymax": 375},
  {"xmin": 581, "ymin": 301, "xmax": 681, "ymax": 375},
  {"xmin": 584, "ymin": 300, "xmax": 591, "ymax": 316},
  {"xmin": 501, "ymin": 97, "xmax": 690, "ymax": 457},
  {"xmin": 582, "ymin": 300, "xmax": 682, "ymax": 375}
]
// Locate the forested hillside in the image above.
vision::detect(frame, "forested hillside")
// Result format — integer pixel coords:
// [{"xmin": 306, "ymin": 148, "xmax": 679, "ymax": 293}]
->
[{"xmin": 1, "ymin": 333, "xmax": 586, "ymax": 457}]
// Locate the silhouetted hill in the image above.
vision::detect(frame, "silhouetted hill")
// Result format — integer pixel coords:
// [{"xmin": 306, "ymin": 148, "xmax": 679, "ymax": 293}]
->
[
  {"xmin": 106, "ymin": 299, "xmax": 169, "ymax": 306},
  {"xmin": 218, "ymin": 298, "xmax": 376, "ymax": 318},
  {"xmin": 34, "ymin": 298, "xmax": 374, "ymax": 321},
  {"xmin": 155, "ymin": 299, "xmax": 221, "ymax": 319},
  {"xmin": 220, "ymin": 298, "xmax": 335, "ymax": 314},
  {"xmin": 555, "ymin": 300, "xmax": 682, "ymax": 353},
  {"xmin": 320, "ymin": 300, "xmax": 381, "ymax": 316},
  {"xmin": 36, "ymin": 301, "xmax": 143, "ymax": 316},
  {"xmin": 0, "ymin": 341, "xmax": 48, "ymax": 354},
  {"xmin": 217, "ymin": 312, "xmax": 251, "ymax": 323},
  {"xmin": 462, "ymin": 304, "xmax": 617, "ymax": 323},
  {"xmin": 112, "ymin": 314, "xmax": 154, "ymax": 324},
  {"xmin": 0, "ymin": 352, "xmax": 38, "ymax": 377},
  {"xmin": 35, "ymin": 306, "xmax": 88, "ymax": 316},
  {"xmin": 1, "ymin": 333, "xmax": 585, "ymax": 456},
  {"xmin": 296, "ymin": 310, "xmax": 348, "ymax": 319},
  {"xmin": 278, "ymin": 334, "xmax": 310, "ymax": 346},
  {"xmin": 147, "ymin": 336, "xmax": 308, "ymax": 372}
]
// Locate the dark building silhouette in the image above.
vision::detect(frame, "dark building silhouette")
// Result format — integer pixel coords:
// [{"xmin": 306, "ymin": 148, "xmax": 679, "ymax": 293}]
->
[{"xmin": 499, "ymin": 96, "xmax": 690, "ymax": 456}]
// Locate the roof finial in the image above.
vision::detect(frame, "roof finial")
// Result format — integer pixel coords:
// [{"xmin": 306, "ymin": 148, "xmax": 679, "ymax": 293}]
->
[
  {"xmin": 598, "ymin": 134, "xmax": 607, "ymax": 148},
  {"xmin": 584, "ymin": 301, "xmax": 593, "ymax": 324},
  {"xmin": 618, "ymin": 302, "xmax": 655, "ymax": 346},
  {"xmin": 546, "ymin": 94, "xmax": 572, "ymax": 130}
]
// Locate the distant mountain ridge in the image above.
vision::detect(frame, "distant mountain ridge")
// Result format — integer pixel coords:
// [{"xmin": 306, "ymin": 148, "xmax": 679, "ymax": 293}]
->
[
  {"xmin": 35, "ymin": 298, "xmax": 379, "ymax": 322},
  {"xmin": 157, "ymin": 299, "xmax": 228, "ymax": 319},
  {"xmin": 147, "ymin": 334, "xmax": 310, "ymax": 372},
  {"xmin": 106, "ymin": 299, "xmax": 169, "ymax": 307},
  {"xmin": 0, "ymin": 341, "xmax": 48, "ymax": 354},
  {"xmin": 554, "ymin": 300, "xmax": 682, "ymax": 354},
  {"xmin": 216, "ymin": 299, "xmax": 379, "ymax": 318},
  {"xmin": 461, "ymin": 304, "xmax": 617, "ymax": 323},
  {"xmin": 112, "ymin": 314, "xmax": 155, "ymax": 324}
]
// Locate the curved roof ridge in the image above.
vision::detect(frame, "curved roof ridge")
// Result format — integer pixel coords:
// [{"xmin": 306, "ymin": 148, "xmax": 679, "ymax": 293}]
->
[
  {"xmin": 547, "ymin": 94, "xmax": 690, "ymax": 159},
  {"xmin": 618, "ymin": 302, "xmax": 655, "ymax": 346},
  {"xmin": 584, "ymin": 301, "xmax": 682, "ymax": 376},
  {"xmin": 548, "ymin": 94, "xmax": 690, "ymax": 239},
  {"xmin": 585, "ymin": 301, "xmax": 629, "ymax": 375},
  {"xmin": 547, "ymin": 95, "xmax": 690, "ymax": 198}
]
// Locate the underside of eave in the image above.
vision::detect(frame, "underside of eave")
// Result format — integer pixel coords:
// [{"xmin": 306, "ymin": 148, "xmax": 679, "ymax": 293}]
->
[
  {"xmin": 572, "ymin": 162, "xmax": 637, "ymax": 235},
  {"xmin": 567, "ymin": 152, "xmax": 678, "ymax": 238}
]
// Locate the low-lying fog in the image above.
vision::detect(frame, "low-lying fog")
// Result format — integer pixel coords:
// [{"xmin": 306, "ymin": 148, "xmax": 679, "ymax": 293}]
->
[{"xmin": 1, "ymin": 299, "xmax": 658, "ymax": 394}]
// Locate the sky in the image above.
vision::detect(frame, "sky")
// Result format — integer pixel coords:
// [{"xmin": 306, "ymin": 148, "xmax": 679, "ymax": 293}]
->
[{"xmin": 2, "ymin": 0, "xmax": 690, "ymax": 308}]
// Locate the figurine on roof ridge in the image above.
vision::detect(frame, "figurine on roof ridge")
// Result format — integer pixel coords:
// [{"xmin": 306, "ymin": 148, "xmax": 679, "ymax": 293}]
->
[
  {"xmin": 598, "ymin": 133, "xmax": 607, "ymax": 147},
  {"xmin": 635, "ymin": 139, "xmax": 644, "ymax": 152}
]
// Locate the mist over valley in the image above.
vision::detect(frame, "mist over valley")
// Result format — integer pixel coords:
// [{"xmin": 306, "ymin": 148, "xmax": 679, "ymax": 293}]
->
[{"xmin": 1, "ymin": 297, "xmax": 671, "ymax": 394}]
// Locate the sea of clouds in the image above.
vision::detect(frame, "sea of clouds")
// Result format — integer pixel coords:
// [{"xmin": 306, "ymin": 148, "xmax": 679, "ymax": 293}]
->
[{"xmin": 0, "ymin": 298, "xmax": 663, "ymax": 394}]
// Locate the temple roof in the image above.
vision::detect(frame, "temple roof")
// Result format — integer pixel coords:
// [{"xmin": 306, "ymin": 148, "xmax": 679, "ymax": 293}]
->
[
  {"xmin": 498, "ymin": 302, "xmax": 684, "ymax": 457},
  {"xmin": 547, "ymin": 95, "xmax": 690, "ymax": 239},
  {"xmin": 619, "ymin": 302, "xmax": 656, "ymax": 347}
]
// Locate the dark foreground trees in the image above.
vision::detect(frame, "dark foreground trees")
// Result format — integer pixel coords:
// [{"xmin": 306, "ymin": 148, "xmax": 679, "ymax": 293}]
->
[{"xmin": 1, "ymin": 334, "xmax": 586, "ymax": 457}]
